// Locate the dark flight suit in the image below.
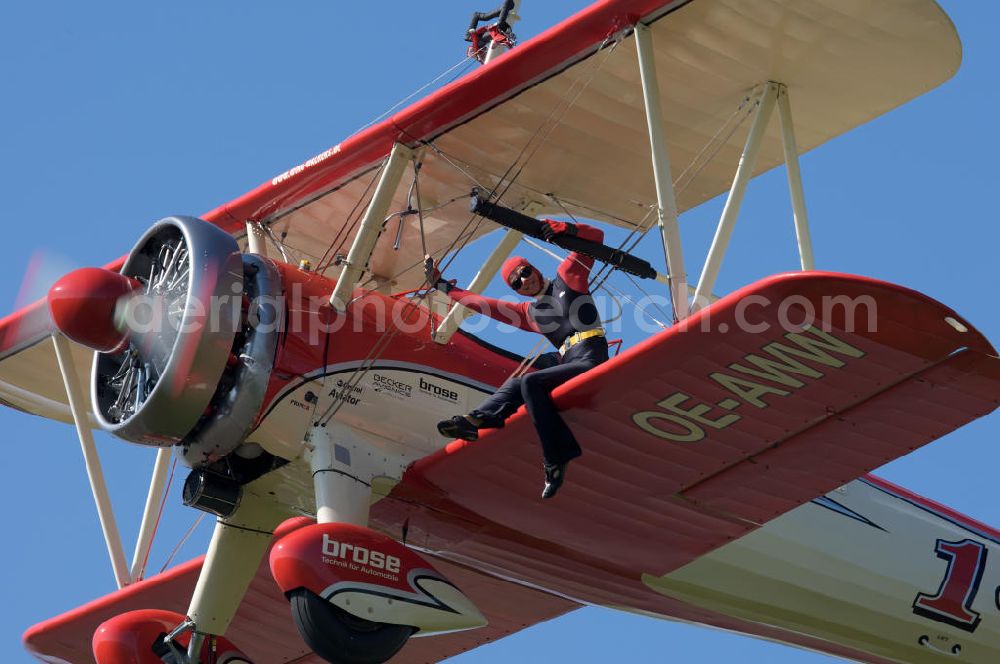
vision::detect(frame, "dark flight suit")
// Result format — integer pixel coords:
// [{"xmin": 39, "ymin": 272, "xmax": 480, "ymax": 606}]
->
[{"xmin": 446, "ymin": 223, "xmax": 608, "ymax": 465}]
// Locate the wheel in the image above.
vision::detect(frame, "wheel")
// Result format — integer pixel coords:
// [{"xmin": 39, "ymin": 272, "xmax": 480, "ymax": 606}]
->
[{"xmin": 289, "ymin": 588, "xmax": 414, "ymax": 664}]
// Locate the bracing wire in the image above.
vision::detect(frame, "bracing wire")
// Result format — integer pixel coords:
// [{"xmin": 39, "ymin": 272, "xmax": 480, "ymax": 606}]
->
[
  {"xmin": 313, "ymin": 41, "xmax": 622, "ymax": 426},
  {"xmin": 584, "ymin": 91, "xmax": 759, "ymax": 317},
  {"xmin": 315, "ymin": 159, "xmax": 387, "ymax": 274},
  {"xmin": 317, "ymin": 36, "xmax": 639, "ymax": 401},
  {"xmin": 316, "ymin": 73, "xmax": 755, "ymax": 416},
  {"xmin": 314, "ymin": 32, "xmax": 765, "ymax": 423},
  {"xmin": 137, "ymin": 456, "xmax": 178, "ymax": 581},
  {"xmin": 411, "ymin": 159, "xmax": 429, "ymax": 257},
  {"xmin": 425, "ymin": 33, "xmax": 624, "ymax": 287},
  {"xmin": 521, "ymin": 237, "xmax": 668, "ymax": 329},
  {"xmin": 159, "ymin": 513, "xmax": 205, "ymax": 574},
  {"xmin": 261, "ymin": 223, "xmax": 291, "ymax": 263},
  {"xmin": 352, "ymin": 54, "xmax": 482, "ymax": 137}
]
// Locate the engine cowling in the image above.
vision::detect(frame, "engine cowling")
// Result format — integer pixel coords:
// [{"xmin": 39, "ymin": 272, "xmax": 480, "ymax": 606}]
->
[
  {"xmin": 48, "ymin": 216, "xmax": 280, "ymax": 467},
  {"xmin": 90, "ymin": 215, "xmax": 244, "ymax": 446}
]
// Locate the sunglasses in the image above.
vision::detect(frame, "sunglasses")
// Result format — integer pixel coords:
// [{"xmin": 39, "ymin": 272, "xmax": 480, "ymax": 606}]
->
[{"xmin": 509, "ymin": 266, "xmax": 533, "ymax": 290}]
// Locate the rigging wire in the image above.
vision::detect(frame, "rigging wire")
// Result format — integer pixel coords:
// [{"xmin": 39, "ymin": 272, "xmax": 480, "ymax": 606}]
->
[
  {"xmin": 313, "ymin": 42, "xmax": 619, "ymax": 426},
  {"xmin": 137, "ymin": 455, "xmax": 178, "ymax": 582},
  {"xmin": 584, "ymin": 91, "xmax": 759, "ymax": 315},
  {"xmin": 317, "ymin": 34, "xmax": 685, "ymax": 424},
  {"xmin": 352, "ymin": 54, "xmax": 482, "ymax": 137},
  {"xmin": 260, "ymin": 223, "xmax": 291, "ymax": 263},
  {"xmin": 281, "ymin": 40, "xmax": 752, "ymax": 406},
  {"xmin": 588, "ymin": 202, "xmax": 658, "ymax": 292},
  {"xmin": 673, "ymin": 92, "xmax": 756, "ymax": 197},
  {"xmin": 160, "ymin": 513, "xmax": 206, "ymax": 575},
  {"xmin": 316, "ymin": 159, "xmax": 387, "ymax": 274},
  {"xmin": 416, "ymin": 142, "xmax": 491, "ymax": 191},
  {"xmin": 286, "ymin": 26, "xmax": 753, "ymax": 322},
  {"xmin": 423, "ymin": 31, "xmax": 624, "ymax": 286},
  {"xmin": 346, "ymin": 57, "xmax": 750, "ymax": 326},
  {"xmin": 288, "ymin": 42, "xmax": 493, "ymax": 272},
  {"xmin": 401, "ymin": 31, "xmax": 624, "ymax": 273},
  {"xmin": 411, "ymin": 159, "xmax": 429, "ymax": 257}
]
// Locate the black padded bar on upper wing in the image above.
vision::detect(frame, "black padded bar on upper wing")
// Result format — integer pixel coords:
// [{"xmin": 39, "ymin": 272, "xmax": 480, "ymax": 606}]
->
[{"xmin": 469, "ymin": 192, "xmax": 658, "ymax": 279}]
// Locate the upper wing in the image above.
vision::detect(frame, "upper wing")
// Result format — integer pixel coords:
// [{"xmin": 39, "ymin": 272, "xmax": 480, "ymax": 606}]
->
[
  {"xmin": 0, "ymin": 0, "xmax": 962, "ymax": 423},
  {"xmin": 221, "ymin": 0, "xmax": 961, "ymax": 289},
  {"xmin": 365, "ymin": 272, "xmax": 998, "ymax": 652}
]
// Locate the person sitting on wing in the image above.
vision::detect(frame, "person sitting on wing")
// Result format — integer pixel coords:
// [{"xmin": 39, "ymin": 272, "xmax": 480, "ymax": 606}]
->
[{"xmin": 424, "ymin": 219, "xmax": 608, "ymax": 499}]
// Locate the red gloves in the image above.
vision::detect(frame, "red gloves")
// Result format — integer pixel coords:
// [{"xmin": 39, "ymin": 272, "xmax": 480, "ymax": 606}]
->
[
  {"xmin": 540, "ymin": 219, "xmax": 577, "ymax": 242},
  {"xmin": 423, "ymin": 256, "xmax": 455, "ymax": 293}
]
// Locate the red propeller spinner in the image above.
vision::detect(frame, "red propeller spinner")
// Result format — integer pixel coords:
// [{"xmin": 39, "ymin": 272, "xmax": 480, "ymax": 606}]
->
[{"xmin": 48, "ymin": 268, "xmax": 141, "ymax": 352}]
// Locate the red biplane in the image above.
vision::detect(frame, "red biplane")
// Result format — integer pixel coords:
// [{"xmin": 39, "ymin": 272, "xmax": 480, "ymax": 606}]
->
[{"xmin": 3, "ymin": 1, "xmax": 999, "ymax": 663}]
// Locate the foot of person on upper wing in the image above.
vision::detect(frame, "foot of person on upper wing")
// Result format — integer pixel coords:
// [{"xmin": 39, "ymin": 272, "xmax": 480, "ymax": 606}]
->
[
  {"xmin": 541, "ymin": 462, "xmax": 569, "ymax": 499},
  {"xmin": 437, "ymin": 413, "xmax": 506, "ymax": 441}
]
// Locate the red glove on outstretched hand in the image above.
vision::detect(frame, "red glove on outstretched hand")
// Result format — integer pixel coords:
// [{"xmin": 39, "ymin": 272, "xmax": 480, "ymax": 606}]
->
[
  {"xmin": 540, "ymin": 219, "xmax": 577, "ymax": 242},
  {"xmin": 423, "ymin": 255, "xmax": 455, "ymax": 293}
]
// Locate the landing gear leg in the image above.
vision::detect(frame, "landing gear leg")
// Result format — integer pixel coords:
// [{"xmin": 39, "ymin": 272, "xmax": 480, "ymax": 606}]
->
[
  {"xmin": 290, "ymin": 426, "xmax": 413, "ymax": 664},
  {"xmin": 183, "ymin": 492, "xmax": 286, "ymax": 663},
  {"xmin": 307, "ymin": 424, "xmax": 373, "ymax": 526}
]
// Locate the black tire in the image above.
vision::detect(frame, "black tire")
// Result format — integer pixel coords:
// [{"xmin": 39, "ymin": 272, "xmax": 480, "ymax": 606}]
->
[{"xmin": 289, "ymin": 588, "xmax": 414, "ymax": 664}]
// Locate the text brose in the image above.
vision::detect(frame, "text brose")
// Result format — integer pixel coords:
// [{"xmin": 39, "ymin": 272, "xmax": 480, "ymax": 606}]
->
[
  {"xmin": 419, "ymin": 376, "xmax": 459, "ymax": 402},
  {"xmin": 322, "ymin": 534, "xmax": 401, "ymax": 573}
]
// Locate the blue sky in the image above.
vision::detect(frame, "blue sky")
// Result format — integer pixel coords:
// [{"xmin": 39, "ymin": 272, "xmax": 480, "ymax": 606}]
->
[{"xmin": 1, "ymin": 1, "xmax": 997, "ymax": 663}]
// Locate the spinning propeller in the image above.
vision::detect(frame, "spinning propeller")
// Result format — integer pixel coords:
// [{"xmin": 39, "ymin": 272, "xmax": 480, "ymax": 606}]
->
[{"xmin": 46, "ymin": 216, "xmax": 246, "ymax": 448}]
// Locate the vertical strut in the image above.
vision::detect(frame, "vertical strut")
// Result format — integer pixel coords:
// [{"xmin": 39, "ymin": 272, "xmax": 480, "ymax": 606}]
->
[
  {"xmin": 52, "ymin": 333, "xmax": 130, "ymax": 589},
  {"xmin": 129, "ymin": 446, "xmax": 172, "ymax": 582},
  {"xmin": 777, "ymin": 86, "xmax": 815, "ymax": 270},
  {"xmin": 330, "ymin": 142, "xmax": 415, "ymax": 311},
  {"xmin": 634, "ymin": 22, "xmax": 688, "ymax": 320},
  {"xmin": 245, "ymin": 220, "xmax": 269, "ymax": 258},
  {"xmin": 692, "ymin": 82, "xmax": 779, "ymax": 310},
  {"xmin": 308, "ymin": 425, "xmax": 372, "ymax": 526},
  {"xmin": 186, "ymin": 493, "xmax": 284, "ymax": 648}
]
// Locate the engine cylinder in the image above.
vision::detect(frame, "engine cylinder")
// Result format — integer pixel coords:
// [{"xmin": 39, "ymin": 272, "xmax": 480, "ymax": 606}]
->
[
  {"xmin": 178, "ymin": 253, "xmax": 282, "ymax": 466},
  {"xmin": 91, "ymin": 216, "xmax": 243, "ymax": 446}
]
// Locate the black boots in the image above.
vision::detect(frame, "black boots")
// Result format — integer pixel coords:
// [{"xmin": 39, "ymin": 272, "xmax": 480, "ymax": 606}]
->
[
  {"xmin": 436, "ymin": 415, "xmax": 480, "ymax": 441},
  {"xmin": 437, "ymin": 413, "xmax": 507, "ymax": 441},
  {"xmin": 541, "ymin": 463, "xmax": 568, "ymax": 499},
  {"xmin": 438, "ymin": 417, "xmax": 571, "ymax": 499}
]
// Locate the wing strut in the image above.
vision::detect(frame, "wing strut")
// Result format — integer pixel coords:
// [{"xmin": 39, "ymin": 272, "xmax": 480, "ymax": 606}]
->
[
  {"xmin": 693, "ymin": 82, "xmax": 779, "ymax": 310},
  {"xmin": 777, "ymin": 86, "xmax": 815, "ymax": 271},
  {"xmin": 51, "ymin": 333, "xmax": 130, "ymax": 588},
  {"xmin": 691, "ymin": 82, "xmax": 816, "ymax": 311},
  {"xmin": 634, "ymin": 22, "xmax": 688, "ymax": 320},
  {"xmin": 52, "ymin": 333, "xmax": 177, "ymax": 587},
  {"xmin": 245, "ymin": 220, "xmax": 269, "ymax": 258},
  {"xmin": 129, "ymin": 447, "xmax": 172, "ymax": 582},
  {"xmin": 330, "ymin": 143, "xmax": 415, "ymax": 310}
]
